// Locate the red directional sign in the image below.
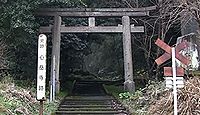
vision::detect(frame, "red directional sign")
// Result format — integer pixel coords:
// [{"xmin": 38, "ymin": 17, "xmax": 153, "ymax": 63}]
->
[
  {"xmin": 155, "ymin": 38, "xmax": 190, "ymax": 65},
  {"xmin": 155, "ymin": 38, "xmax": 190, "ymax": 77},
  {"xmin": 164, "ymin": 67, "xmax": 184, "ymax": 76}
]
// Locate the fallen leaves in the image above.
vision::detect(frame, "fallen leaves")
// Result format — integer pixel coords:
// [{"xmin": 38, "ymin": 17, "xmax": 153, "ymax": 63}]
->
[{"xmin": 148, "ymin": 77, "xmax": 200, "ymax": 115}]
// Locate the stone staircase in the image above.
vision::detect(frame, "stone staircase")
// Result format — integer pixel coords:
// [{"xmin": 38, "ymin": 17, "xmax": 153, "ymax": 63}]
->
[
  {"xmin": 55, "ymin": 81, "xmax": 129, "ymax": 115},
  {"xmin": 56, "ymin": 95, "xmax": 128, "ymax": 115}
]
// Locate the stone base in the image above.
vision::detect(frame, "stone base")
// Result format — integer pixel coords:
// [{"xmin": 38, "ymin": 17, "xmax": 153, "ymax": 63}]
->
[{"xmin": 124, "ymin": 80, "xmax": 135, "ymax": 93}]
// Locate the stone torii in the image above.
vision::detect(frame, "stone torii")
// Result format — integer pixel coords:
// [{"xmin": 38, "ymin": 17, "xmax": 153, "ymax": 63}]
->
[{"xmin": 35, "ymin": 6, "xmax": 156, "ymax": 100}]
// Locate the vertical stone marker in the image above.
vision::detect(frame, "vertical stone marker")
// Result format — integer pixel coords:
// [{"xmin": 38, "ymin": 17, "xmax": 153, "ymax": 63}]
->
[
  {"xmin": 37, "ymin": 34, "xmax": 47, "ymax": 100},
  {"xmin": 122, "ymin": 16, "xmax": 135, "ymax": 93}
]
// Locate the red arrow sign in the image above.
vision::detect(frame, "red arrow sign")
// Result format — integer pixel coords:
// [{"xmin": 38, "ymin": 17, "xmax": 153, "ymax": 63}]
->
[
  {"xmin": 155, "ymin": 38, "xmax": 190, "ymax": 65},
  {"xmin": 164, "ymin": 67, "xmax": 184, "ymax": 76},
  {"xmin": 155, "ymin": 52, "xmax": 171, "ymax": 65}
]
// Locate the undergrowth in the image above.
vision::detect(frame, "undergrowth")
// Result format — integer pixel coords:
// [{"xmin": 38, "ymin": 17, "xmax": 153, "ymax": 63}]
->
[
  {"xmin": 104, "ymin": 80, "xmax": 166, "ymax": 115},
  {"xmin": 116, "ymin": 77, "xmax": 200, "ymax": 115},
  {"xmin": 119, "ymin": 80, "xmax": 166, "ymax": 115},
  {"xmin": 103, "ymin": 84, "xmax": 124, "ymax": 98},
  {"xmin": 0, "ymin": 75, "xmax": 60, "ymax": 115}
]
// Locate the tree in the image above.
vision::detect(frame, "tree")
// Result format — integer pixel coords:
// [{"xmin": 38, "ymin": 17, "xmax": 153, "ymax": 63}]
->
[{"xmin": 0, "ymin": 0, "xmax": 162, "ymax": 81}]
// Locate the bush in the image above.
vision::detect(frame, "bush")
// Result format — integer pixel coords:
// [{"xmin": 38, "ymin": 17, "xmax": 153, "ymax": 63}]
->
[
  {"xmin": 0, "ymin": 76, "xmax": 59, "ymax": 114},
  {"xmin": 119, "ymin": 80, "xmax": 166, "ymax": 114}
]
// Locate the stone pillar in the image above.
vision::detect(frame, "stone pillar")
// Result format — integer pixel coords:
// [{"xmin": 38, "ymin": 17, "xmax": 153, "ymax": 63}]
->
[
  {"xmin": 122, "ymin": 16, "xmax": 135, "ymax": 93},
  {"xmin": 181, "ymin": 12, "xmax": 200, "ymax": 70},
  {"xmin": 51, "ymin": 15, "xmax": 61, "ymax": 94}
]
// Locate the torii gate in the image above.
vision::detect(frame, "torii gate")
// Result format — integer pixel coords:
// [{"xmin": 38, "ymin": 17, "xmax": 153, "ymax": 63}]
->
[{"xmin": 36, "ymin": 6, "xmax": 156, "ymax": 98}]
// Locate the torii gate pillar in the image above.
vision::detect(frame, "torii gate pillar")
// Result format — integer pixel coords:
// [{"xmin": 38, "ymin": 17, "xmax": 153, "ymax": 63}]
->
[
  {"xmin": 51, "ymin": 15, "xmax": 61, "ymax": 94},
  {"xmin": 122, "ymin": 16, "xmax": 135, "ymax": 93}
]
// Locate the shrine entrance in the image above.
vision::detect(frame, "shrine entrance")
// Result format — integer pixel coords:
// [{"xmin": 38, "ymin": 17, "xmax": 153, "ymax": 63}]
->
[{"xmin": 36, "ymin": 6, "xmax": 156, "ymax": 100}]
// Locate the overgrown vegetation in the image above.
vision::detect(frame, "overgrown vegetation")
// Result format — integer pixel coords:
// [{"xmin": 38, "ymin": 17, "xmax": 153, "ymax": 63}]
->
[
  {"xmin": 0, "ymin": 76, "xmax": 59, "ymax": 114},
  {"xmin": 104, "ymin": 84, "xmax": 124, "ymax": 98},
  {"xmin": 148, "ymin": 77, "xmax": 200, "ymax": 115},
  {"xmin": 110, "ymin": 77, "xmax": 200, "ymax": 115},
  {"xmin": 118, "ymin": 80, "xmax": 165, "ymax": 114}
]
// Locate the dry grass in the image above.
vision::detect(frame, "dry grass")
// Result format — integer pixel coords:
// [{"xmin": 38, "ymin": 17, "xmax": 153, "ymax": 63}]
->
[
  {"xmin": 0, "ymin": 78, "xmax": 59, "ymax": 115},
  {"xmin": 148, "ymin": 77, "xmax": 200, "ymax": 115}
]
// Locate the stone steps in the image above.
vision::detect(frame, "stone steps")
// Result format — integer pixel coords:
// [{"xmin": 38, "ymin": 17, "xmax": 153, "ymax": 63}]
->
[
  {"xmin": 55, "ymin": 110, "xmax": 126, "ymax": 115},
  {"xmin": 55, "ymin": 81, "xmax": 129, "ymax": 115},
  {"xmin": 56, "ymin": 96, "xmax": 128, "ymax": 115}
]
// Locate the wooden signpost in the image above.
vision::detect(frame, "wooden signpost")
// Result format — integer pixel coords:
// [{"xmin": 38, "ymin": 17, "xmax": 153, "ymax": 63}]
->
[
  {"xmin": 37, "ymin": 34, "xmax": 47, "ymax": 115},
  {"xmin": 155, "ymin": 38, "xmax": 189, "ymax": 115}
]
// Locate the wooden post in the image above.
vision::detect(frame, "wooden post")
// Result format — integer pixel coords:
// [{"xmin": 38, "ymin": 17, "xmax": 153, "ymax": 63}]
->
[
  {"xmin": 122, "ymin": 16, "xmax": 135, "ymax": 93},
  {"xmin": 51, "ymin": 15, "xmax": 61, "ymax": 95},
  {"xmin": 39, "ymin": 100, "xmax": 44, "ymax": 115}
]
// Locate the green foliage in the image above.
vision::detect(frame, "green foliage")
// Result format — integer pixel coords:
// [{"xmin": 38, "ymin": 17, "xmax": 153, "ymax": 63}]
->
[
  {"xmin": 57, "ymin": 91, "xmax": 68, "ymax": 98},
  {"xmin": 44, "ymin": 102, "xmax": 58, "ymax": 115},
  {"xmin": 119, "ymin": 90, "xmax": 143, "ymax": 100},
  {"xmin": 0, "ymin": 95, "xmax": 22, "ymax": 114},
  {"xmin": 0, "ymin": 94, "xmax": 58, "ymax": 115},
  {"xmin": 104, "ymin": 85, "xmax": 124, "ymax": 98},
  {"xmin": 0, "ymin": 75, "xmax": 59, "ymax": 114},
  {"xmin": 119, "ymin": 92, "xmax": 132, "ymax": 99},
  {"xmin": 0, "ymin": 101, "xmax": 7, "ymax": 114},
  {"xmin": 0, "ymin": 0, "xmax": 41, "ymax": 79},
  {"xmin": 0, "ymin": 0, "xmax": 156, "ymax": 84},
  {"xmin": 118, "ymin": 80, "xmax": 166, "ymax": 114},
  {"xmin": 14, "ymin": 80, "xmax": 36, "ymax": 91},
  {"xmin": 0, "ymin": 0, "xmax": 89, "ymax": 80}
]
